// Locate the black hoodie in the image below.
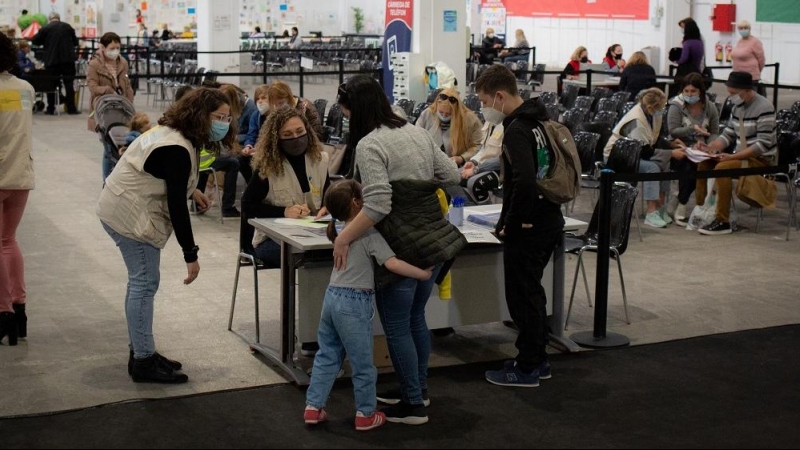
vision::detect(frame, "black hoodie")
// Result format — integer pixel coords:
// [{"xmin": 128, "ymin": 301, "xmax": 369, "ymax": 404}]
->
[{"xmin": 497, "ymin": 98, "xmax": 565, "ymax": 237}]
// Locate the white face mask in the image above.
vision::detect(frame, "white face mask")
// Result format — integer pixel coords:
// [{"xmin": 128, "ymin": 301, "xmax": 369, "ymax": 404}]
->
[
  {"xmin": 257, "ymin": 102, "xmax": 269, "ymax": 114},
  {"xmin": 105, "ymin": 49, "xmax": 120, "ymax": 60},
  {"xmin": 481, "ymin": 95, "xmax": 506, "ymax": 126},
  {"xmin": 729, "ymin": 94, "xmax": 744, "ymax": 106}
]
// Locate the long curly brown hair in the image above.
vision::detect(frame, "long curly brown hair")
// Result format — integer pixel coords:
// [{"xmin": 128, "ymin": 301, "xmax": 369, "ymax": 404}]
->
[
  {"xmin": 251, "ymin": 106, "xmax": 323, "ymax": 179},
  {"xmin": 158, "ymin": 87, "xmax": 237, "ymax": 150}
]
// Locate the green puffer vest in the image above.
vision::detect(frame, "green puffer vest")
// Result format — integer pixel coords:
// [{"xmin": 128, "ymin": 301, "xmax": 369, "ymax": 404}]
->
[{"xmin": 374, "ymin": 179, "xmax": 468, "ymax": 289}]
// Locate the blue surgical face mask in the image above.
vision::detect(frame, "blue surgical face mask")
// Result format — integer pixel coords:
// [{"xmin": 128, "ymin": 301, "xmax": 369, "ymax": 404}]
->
[
  {"xmin": 739, "ymin": 29, "xmax": 750, "ymax": 38},
  {"xmin": 428, "ymin": 72, "xmax": 438, "ymax": 90},
  {"xmin": 683, "ymin": 94, "xmax": 701, "ymax": 104},
  {"xmin": 209, "ymin": 120, "xmax": 230, "ymax": 142},
  {"xmin": 436, "ymin": 112, "xmax": 451, "ymax": 123}
]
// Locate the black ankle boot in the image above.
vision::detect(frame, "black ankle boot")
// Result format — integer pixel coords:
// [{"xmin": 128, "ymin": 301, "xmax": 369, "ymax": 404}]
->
[
  {"xmin": 131, "ymin": 354, "xmax": 188, "ymax": 384},
  {"xmin": 0, "ymin": 312, "xmax": 19, "ymax": 346},
  {"xmin": 12, "ymin": 304, "xmax": 26, "ymax": 339},
  {"xmin": 128, "ymin": 350, "xmax": 183, "ymax": 376}
]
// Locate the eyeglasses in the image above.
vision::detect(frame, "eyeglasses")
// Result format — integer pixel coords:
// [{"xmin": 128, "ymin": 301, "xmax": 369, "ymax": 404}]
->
[
  {"xmin": 210, "ymin": 113, "xmax": 233, "ymax": 123},
  {"xmin": 438, "ymin": 93, "xmax": 458, "ymax": 104}
]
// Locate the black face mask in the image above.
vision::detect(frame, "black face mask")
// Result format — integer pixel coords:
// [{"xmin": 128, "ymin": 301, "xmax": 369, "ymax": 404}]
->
[
  {"xmin": 279, "ymin": 134, "xmax": 309, "ymax": 157},
  {"xmin": 615, "ymin": 53, "xmax": 623, "ymax": 60},
  {"xmin": 581, "ymin": 57, "xmax": 589, "ymax": 63}
]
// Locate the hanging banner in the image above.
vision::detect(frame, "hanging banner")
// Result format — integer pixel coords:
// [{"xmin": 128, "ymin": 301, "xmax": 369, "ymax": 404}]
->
[
  {"xmin": 383, "ymin": 0, "xmax": 413, "ymax": 103},
  {"xmin": 481, "ymin": 0, "xmax": 506, "ymax": 38},
  {"xmin": 504, "ymin": 0, "xmax": 650, "ymax": 20},
  {"xmin": 85, "ymin": 0, "xmax": 98, "ymax": 38}
]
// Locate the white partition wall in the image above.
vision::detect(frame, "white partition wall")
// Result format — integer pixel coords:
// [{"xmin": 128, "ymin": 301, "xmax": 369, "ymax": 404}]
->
[
  {"xmin": 413, "ymin": 0, "xmax": 467, "ymax": 95},
  {"xmin": 196, "ymin": 0, "xmax": 241, "ymax": 87},
  {"xmin": 505, "ymin": 0, "xmax": 689, "ymax": 75}
]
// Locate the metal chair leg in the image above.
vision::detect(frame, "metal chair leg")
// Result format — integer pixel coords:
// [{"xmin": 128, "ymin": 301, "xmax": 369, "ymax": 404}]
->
[
  {"xmin": 634, "ymin": 213, "xmax": 643, "ymax": 242},
  {"xmin": 253, "ymin": 260, "xmax": 260, "ymax": 344},
  {"xmin": 755, "ymin": 207, "xmax": 763, "ymax": 233},
  {"xmin": 579, "ymin": 253, "xmax": 592, "ymax": 307},
  {"xmin": 228, "ymin": 257, "xmax": 242, "ymax": 331},
  {"xmin": 614, "ymin": 250, "xmax": 630, "ymax": 324},
  {"xmin": 565, "ymin": 251, "xmax": 582, "ymax": 330}
]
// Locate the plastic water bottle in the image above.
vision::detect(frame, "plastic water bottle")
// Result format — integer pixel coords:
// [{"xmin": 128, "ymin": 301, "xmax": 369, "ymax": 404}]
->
[{"xmin": 449, "ymin": 196, "xmax": 465, "ymax": 227}]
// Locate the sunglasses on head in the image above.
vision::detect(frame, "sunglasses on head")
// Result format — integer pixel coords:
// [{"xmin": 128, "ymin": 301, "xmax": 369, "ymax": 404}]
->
[{"xmin": 438, "ymin": 93, "xmax": 458, "ymax": 104}]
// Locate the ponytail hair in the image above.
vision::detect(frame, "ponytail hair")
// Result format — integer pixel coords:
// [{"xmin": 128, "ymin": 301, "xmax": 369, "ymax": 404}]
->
[
  {"xmin": 322, "ymin": 179, "xmax": 363, "ymax": 243},
  {"xmin": 326, "ymin": 219, "xmax": 339, "ymax": 243}
]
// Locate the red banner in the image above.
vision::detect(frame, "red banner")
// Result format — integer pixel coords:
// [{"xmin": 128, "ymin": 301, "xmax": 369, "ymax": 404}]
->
[
  {"xmin": 504, "ymin": 0, "xmax": 649, "ymax": 20},
  {"xmin": 386, "ymin": 0, "xmax": 414, "ymax": 28}
]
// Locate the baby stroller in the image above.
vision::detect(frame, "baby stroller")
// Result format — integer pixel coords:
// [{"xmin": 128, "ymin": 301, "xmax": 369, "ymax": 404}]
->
[{"xmin": 93, "ymin": 94, "xmax": 136, "ymax": 164}]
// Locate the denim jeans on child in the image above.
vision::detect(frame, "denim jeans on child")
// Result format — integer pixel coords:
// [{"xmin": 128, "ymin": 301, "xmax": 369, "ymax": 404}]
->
[
  {"xmin": 102, "ymin": 221, "xmax": 160, "ymax": 359},
  {"xmin": 376, "ymin": 264, "xmax": 443, "ymax": 406},
  {"xmin": 306, "ymin": 286, "xmax": 377, "ymax": 415}
]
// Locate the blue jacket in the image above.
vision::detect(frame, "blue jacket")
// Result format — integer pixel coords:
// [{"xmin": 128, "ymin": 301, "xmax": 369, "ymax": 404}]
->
[
  {"xmin": 245, "ymin": 109, "xmax": 265, "ymax": 147},
  {"xmin": 17, "ymin": 50, "xmax": 35, "ymax": 75},
  {"xmin": 238, "ymin": 98, "xmax": 258, "ymax": 145}
]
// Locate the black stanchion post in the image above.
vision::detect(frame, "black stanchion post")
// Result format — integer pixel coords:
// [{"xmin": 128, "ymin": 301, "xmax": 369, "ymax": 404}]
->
[
  {"xmin": 773, "ymin": 62, "xmax": 780, "ymax": 111},
  {"xmin": 532, "ymin": 46, "xmax": 536, "ymax": 66},
  {"xmin": 338, "ymin": 60, "xmax": 344, "ymax": 86},
  {"xmin": 262, "ymin": 49, "xmax": 267, "ymax": 85},
  {"xmin": 586, "ymin": 69, "xmax": 593, "ymax": 94},
  {"xmin": 570, "ymin": 171, "xmax": 630, "ymax": 348},
  {"xmin": 299, "ymin": 66, "xmax": 305, "ymax": 98}
]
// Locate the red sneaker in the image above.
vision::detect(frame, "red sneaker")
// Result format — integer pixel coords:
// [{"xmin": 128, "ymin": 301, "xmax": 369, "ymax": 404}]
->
[
  {"xmin": 355, "ymin": 411, "xmax": 387, "ymax": 431},
  {"xmin": 303, "ymin": 407, "xmax": 328, "ymax": 425}
]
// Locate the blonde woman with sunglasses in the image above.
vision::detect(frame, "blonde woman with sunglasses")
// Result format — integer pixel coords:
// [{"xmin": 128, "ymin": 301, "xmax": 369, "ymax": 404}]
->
[{"xmin": 415, "ymin": 88, "xmax": 484, "ymax": 167}]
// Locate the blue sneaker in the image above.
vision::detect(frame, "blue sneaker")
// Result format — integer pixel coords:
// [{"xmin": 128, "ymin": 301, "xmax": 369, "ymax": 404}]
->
[
  {"xmin": 486, "ymin": 362, "xmax": 540, "ymax": 387},
  {"xmin": 502, "ymin": 359, "xmax": 552, "ymax": 380}
]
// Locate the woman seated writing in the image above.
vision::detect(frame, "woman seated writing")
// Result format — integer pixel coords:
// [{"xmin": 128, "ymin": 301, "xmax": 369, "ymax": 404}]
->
[{"xmin": 241, "ymin": 107, "xmax": 330, "ymax": 267}]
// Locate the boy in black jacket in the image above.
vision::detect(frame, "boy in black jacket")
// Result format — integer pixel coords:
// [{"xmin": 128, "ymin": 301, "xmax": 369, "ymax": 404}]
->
[{"xmin": 475, "ymin": 65, "xmax": 565, "ymax": 387}]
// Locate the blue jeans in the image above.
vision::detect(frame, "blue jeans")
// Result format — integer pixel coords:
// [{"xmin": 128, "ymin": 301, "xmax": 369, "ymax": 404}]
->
[
  {"xmin": 102, "ymin": 140, "xmax": 117, "ymax": 181},
  {"xmin": 306, "ymin": 286, "xmax": 377, "ymax": 415},
  {"xmin": 254, "ymin": 238, "xmax": 281, "ymax": 268},
  {"xmin": 102, "ymin": 221, "xmax": 160, "ymax": 359},
  {"xmin": 376, "ymin": 264, "xmax": 443, "ymax": 406},
  {"xmin": 639, "ymin": 159, "xmax": 669, "ymax": 202}
]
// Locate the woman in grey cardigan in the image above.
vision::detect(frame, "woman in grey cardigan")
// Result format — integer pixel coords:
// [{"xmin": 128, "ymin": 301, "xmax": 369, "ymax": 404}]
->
[
  {"xmin": 415, "ymin": 88, "xmax": 484, "ymax": 168},
  {"xmin": 666, "ymin": 73, "xmax": 720, "ymax": 225},
  {"xmin": 332, "ymin": 75, "xmax": 462, "ymax": 425}
]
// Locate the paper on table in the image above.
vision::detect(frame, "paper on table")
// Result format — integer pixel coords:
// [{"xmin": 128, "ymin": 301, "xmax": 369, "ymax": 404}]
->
[
  {"xmin": 458, "ymin": 224, "xmax": 501, "ymax": 244},
  {"xmin": 685, "ymin": 147, "xmax": 714, "ymax": 163},
  {"xmin": 274, "ymin": 218, "xmax": 329, "ymax": 228}
]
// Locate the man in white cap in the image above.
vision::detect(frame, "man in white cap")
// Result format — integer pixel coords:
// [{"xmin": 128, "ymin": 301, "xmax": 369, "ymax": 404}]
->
[{"xmin": 31, "ymin": 12, "xmax": 79, "ymax": 114}]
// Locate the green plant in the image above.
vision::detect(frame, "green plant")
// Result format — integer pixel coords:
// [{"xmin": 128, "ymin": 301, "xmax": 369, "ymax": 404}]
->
[{"xmin": 352, "ymin": 7, "xmax": 364, "ymax": 34}]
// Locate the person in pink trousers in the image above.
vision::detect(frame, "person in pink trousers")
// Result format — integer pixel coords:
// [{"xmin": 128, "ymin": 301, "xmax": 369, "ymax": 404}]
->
[{"xmin": 0, "ymin": 33, "xmax": 35, "ymax": 346}]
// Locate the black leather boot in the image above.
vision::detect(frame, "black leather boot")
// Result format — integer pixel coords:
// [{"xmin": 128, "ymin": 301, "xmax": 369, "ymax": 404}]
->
[
  {"xmin": 0, "ymin": 312, "xmax": 18, "ymax": 346},
  {"xmin": 128, "ymin": 350, "xmax": 183, "ymax": 376},
  {"xmin": 12, "ymin": 304, "xmax": 26, "ymax": 339},
  {"xmin": 131, "ymin": 354, "xmax": 188, "ymax": 384}
]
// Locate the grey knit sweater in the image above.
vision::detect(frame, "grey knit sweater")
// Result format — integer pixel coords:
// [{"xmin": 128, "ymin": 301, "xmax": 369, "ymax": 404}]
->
[
  {"xmin": 355, "ymin": 123, "xmax": 461, "ymax": 223},
  {"xmin": 718, "ymin": 94, "xmax": 777, "ymax": 160}
]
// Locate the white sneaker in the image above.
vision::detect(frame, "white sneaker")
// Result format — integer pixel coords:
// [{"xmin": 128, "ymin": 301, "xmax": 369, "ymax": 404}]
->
[
  {"xmin": 644, "ymin": 211, "xmax": 668, "ymax": 228},
  {"xmin": 674, "ymin": 204, "xmax": 688, "ymax": 226}
]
